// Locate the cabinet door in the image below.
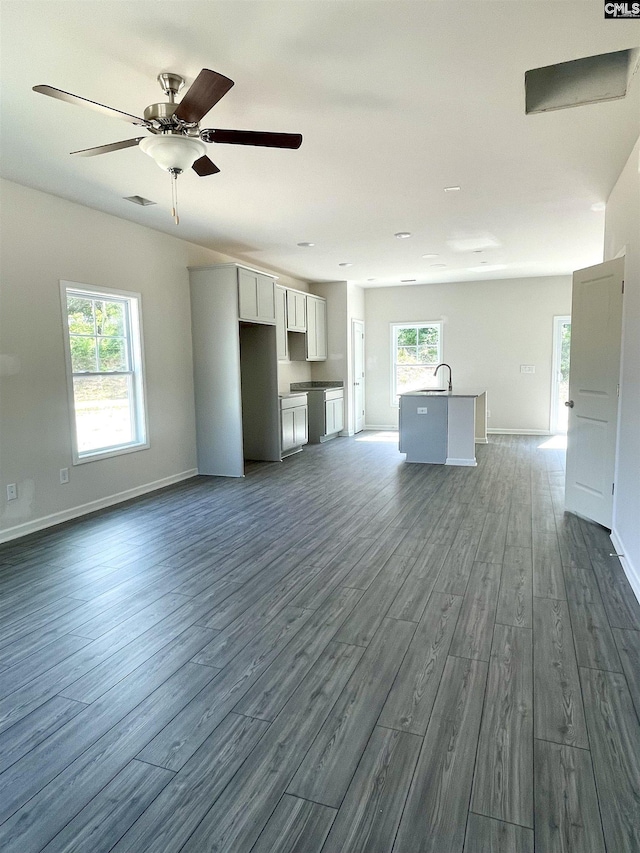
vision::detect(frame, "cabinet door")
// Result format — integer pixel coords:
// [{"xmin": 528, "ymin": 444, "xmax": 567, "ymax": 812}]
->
[
  {"xmin": 286, "ymin": 290, "xmax": 307, "ymax": 332},
  {"xmin": 324, "ymin": 398, "xmax": 333, "ymax": 434},
  {"xmin": 325, "ymin": 396, "xmax": 344, "ymax": 436},
  {"xmin": 257, "ymin": 274, "xmax": 276, "ymax": 323},
  {"xmin": 238, "ymin": 268, "xmax": 259, "ymax": 321},
  {"xmin": 306, "ymin": 297, "xmax": 318, "ymax": 359},
  {"xmin": 281, "ymin": 408, "xmax": 296, "ymax": 452},
  {"xmin": 333, "ymin": 396, "xmax": 344, "ymax": 433},
  {"xmin": 305, "ymin": 296, "xmax": 327, "ymax": 361},
  {"xmin": 275, "ymin": 285, "xmax": 288, "ymax": 360},
  {"xmin": 293, "ymin": 405, "xmax": 308, "ymax": 446},
  {"xmin": 315, "ymin": 298, "xmax": 327, "ymax": 360},
  {"xmin": 238, "ymin": 268, "xmax": 276, "ymax": 324}
]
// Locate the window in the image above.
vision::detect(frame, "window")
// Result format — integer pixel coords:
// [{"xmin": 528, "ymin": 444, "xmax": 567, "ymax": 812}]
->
[
  {"xmin": 391, "ymin": 322, "xmax": 442, "ymax": 405},
  {"xmin": 61, "ymin": 282, "xmax": 148, "ymax": 462}
]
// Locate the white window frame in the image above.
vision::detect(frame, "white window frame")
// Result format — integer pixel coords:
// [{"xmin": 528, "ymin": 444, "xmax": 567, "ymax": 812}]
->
[
  {"xmin": 61, "ymin": 281, "xmax": 149, "ymax": 464},
  {"xmin": 390, "ymin": 321, "xmax": 443, "ymax": 407}
]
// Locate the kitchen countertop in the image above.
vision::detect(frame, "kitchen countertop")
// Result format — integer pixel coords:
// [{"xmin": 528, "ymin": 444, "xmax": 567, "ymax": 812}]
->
[
  {"xmin": 290, "ymin": 381, "xmax": 344, "ymax": 390},
  {"xmin": 400, "ymin": 389, "xmax": 485, "ymax": 398},
  {"xmin": 279, "ymin": 391, "xmax": 308, "ymax": 399}
]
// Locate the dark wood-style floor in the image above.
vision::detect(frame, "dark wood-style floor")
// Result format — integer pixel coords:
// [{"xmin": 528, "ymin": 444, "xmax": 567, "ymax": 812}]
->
[{"xmin": 0, "ymin": 433, "xmax": 639, "ymax": 853}]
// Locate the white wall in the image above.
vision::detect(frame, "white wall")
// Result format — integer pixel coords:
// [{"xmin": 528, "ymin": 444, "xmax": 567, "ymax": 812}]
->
[
  {"xmin": 364, "ymin": 276, "xmax": 572, "ymax": 431},
  {"xmin": 0, "ymin": 179, "xmax": 307, "ymax": 541},
  {"xmin": 605, "ymin": 135, "xmax": 640, "ymax": 598},
  {"xmin": 310, "ymin": 281, "xmax": 348, "ymax": 389}
]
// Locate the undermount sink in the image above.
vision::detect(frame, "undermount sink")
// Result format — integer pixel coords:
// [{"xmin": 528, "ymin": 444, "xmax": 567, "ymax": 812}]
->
[{"xmin": 418, "ymin": 388, "xmax": 449, "ymax": 393}]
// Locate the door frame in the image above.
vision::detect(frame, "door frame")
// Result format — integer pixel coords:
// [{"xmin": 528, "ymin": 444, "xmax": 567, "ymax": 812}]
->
[
  {"xmin": 550, "ymin": 314, "xmax": 571, "ymax": 434},
  {"xmin": 352, "ymin": 319, "xmax": 365, "ymax": 434}
]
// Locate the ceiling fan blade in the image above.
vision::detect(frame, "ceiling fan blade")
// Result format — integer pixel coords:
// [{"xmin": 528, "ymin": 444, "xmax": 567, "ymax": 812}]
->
[
  {"xmin": 70, "ymin": 138, "xmax": 144, "ymax": 157},
  {"xmin": 192, "ymin": 155, "xmax": 221, "ymax": 176},
  {"xmin": 200, "ymin": 129, "xmax": 303, "ymax": 149},
  {"xmin": 173, "ymin": 69, "xmax": 234, "ymax": 124},
  {"xmin": 33, "ymin": 85, "xmax": 151, "ymax": 126}
]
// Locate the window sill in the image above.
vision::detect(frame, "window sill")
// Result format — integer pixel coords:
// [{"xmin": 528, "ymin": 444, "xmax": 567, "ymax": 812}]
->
[{"xmin": 73, "ymin": 440, "xmax": 150, "ymax": 465}]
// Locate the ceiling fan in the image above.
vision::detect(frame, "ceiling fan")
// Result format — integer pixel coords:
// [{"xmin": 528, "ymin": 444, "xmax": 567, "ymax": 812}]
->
[{"xmin": 33, "ymin": 69, "xmax": 303, "ymax": 223}]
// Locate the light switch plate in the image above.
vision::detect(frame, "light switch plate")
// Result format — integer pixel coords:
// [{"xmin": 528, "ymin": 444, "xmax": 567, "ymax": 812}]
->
[
  {"xmin": 7, "ymin": 483, "xmax": 17, "ymax": 501},
  {"xmin": 520, "ymin": 364, "xmax": 536, "ymax": 374}
]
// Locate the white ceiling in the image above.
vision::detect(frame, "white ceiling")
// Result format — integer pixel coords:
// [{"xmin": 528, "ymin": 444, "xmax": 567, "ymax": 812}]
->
[{"xmin": 1, "ymin": 1, "xmax": 638, "ymax": 287}]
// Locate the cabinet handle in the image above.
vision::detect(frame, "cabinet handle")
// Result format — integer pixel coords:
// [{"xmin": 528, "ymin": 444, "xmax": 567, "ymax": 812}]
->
[{"xmin": 565, "ymin": 400, "xmax": 574, "ymax": 408}]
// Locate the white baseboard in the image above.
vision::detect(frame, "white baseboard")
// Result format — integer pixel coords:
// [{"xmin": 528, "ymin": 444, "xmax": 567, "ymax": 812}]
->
[
  {"xmin": 364, "ymin": 424, "xmax": 398, "ymax": 431},
  {"xmin": 487, "ymin": 428, "xmax": 551, "ymax": 436},
  {"xmin": 0, "ymin": 469, "xmax": 198, "ymax": 545},
  {"xmin": 610, "ymin": 527, "xmax": 640, "ymax": 605},
  {"xmin": 446, "ymin": 458, "xmax": 477, "ymax": 467}
]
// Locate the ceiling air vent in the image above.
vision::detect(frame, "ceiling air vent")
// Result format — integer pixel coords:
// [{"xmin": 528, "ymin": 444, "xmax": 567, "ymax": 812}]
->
[
  {"xmin": 124, "ymin": 195, "xmax": 156, "ymax": 206},
  {"xmin": 525, "ymin": 47, "xmax": 639, "ymax": 113}
]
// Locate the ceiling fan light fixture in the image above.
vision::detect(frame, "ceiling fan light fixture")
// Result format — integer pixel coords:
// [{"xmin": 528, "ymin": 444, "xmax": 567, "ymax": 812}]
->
[{"xmin": 139, "ymin": 134, "xmax": 206, "ymax": 173}]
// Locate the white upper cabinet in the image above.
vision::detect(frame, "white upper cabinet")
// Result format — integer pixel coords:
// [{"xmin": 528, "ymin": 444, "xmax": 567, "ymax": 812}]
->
[
  {"xmin": 286, "ymin": 289, "xmax": 307, "ymax": 332},
  {"xmin": 306, "ymin": 295, "xmax": 327, "ymax": 360},
  {"xmin": 238, "ymin": 267, "xmax": 276, "ymax": 325},
  {"xmin": 275, "ymin": 285, "xmax": 288, "ymax": 361}
]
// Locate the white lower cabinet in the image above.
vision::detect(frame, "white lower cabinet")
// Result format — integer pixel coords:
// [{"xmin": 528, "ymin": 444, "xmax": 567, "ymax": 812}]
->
[
  {"xmin": 307, "ymin": 387, "xmax": 344, "ymax": 443},
  {"xmin": 280, "ymin": 394, "xmax": 308, "ymax": 457},
  {"xmin": 326, "ymin": 395, "xmax": 344, "ymax": 436}
]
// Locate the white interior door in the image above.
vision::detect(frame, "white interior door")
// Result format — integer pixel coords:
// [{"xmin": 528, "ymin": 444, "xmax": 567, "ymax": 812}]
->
[
  {"xmin": 353, "ymin": 320, "xmax": 365, "ymax": 433},
  {"xmin": 565, "ymin": 257, "xmax": 624, "ymax": 528}
]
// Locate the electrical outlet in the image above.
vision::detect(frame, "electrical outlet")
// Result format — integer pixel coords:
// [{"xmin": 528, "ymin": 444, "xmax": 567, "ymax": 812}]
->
[
  {"xmin": 417, "ymin": 407, "xmax": 429, "ymax": 414},
  {"xmin": 6, "ymin": 483, "xmax": 17, "ymax": 501},
  {"xmin": 60, "ymin": 468, "xmax": 69, "ymax": 484},
  {"xmin": 520, "ymin": 364, "xmax": 536, "ymax": 374}
]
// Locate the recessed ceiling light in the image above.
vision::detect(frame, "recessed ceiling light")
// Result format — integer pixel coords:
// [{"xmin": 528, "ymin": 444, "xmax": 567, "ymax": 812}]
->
[
  {"xmin": 367, "ymin": 278, "xmax": 377, "ymax": 282},
  {"xmin": 394, "ymin": 232, "xmax": 412, "ymax": 239},
  {"xmin": 297, "ymin": 241, "xmax": 315, "ymax": 247},
  {"xmin": 590, "ymin": 202, "xmax": 606, "ymax": 212},
  {"xmin": 444, "ymin": 186, "xmax": 461, "ymax": 192},
  {"xmin": 338, "ymin": 262, "xmax": 353, "ymax": 267},
  {"xmin": 422, "ymin": 253, "xmax": 439, "ymax": 259},
  {"xmin": 430, "ymin": 263, "xmax": 447, "ymax": 268}
]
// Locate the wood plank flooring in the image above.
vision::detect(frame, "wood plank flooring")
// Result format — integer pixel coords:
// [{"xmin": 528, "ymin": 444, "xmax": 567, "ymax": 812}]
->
[{"xmin": 0, "ymin": 433, "xmax": 639, "ymax": 852}]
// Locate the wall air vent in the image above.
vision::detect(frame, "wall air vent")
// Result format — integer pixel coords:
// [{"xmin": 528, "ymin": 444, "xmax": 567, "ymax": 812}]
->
[
  {"xmin": 525, "ymin": 47, "xmax": 639, "ymax": 113},
  {"xmin": 124, "ymin": 195, "xmax": 156, "ymax": 206}
]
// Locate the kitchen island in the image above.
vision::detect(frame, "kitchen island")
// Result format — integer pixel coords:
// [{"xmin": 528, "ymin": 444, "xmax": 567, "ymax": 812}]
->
[{"xmin": 399, "ymin": 390, "xmax": 487, "ymax": 466}]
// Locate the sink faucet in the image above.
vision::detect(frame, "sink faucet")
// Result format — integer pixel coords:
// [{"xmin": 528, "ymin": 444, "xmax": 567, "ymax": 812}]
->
[{"xmin": 433, "ymin": 363, "xmax": 452, "ymax": 392}]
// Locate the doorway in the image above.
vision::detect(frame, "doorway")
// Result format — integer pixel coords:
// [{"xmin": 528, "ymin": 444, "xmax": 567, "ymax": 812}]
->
[
  {"xmin": 352, "ymin": 320, "xmax": 365, "ymax": 434},
  {"xmin": 551, "ymin": 315, "xmax": 571, "ymax": 434}
]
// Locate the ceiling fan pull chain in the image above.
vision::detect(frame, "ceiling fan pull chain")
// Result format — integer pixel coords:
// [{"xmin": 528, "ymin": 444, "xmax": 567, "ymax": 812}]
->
[{"xmin": 170, "ymin": 169, "xmax": 180, "ymax": 225}]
